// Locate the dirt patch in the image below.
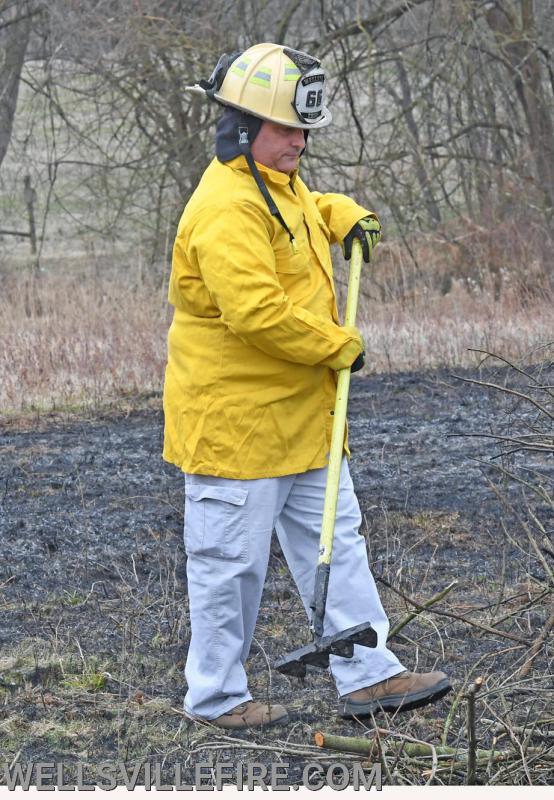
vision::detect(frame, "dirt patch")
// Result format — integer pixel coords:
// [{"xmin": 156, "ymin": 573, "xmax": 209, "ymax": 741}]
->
[{"xmin": 0, "ymin": 365, "xmax": 552, "ymax": 786}]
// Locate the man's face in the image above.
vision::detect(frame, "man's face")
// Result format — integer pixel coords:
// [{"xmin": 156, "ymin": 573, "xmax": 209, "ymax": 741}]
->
[{"xmin": 250, "ymin": 121, "xmax": 306, "ymax": 174}]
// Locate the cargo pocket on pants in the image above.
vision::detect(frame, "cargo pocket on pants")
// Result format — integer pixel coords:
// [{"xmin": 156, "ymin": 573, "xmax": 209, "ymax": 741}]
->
[{"xmin": 184, "ymin": 483, "xmax": 249, "ymax": 561}]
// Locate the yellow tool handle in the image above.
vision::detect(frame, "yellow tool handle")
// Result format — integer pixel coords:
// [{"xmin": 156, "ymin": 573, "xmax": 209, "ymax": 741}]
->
[{"xmin": 318, "ymin": 239, "xmax": 363, "ymax": 567}]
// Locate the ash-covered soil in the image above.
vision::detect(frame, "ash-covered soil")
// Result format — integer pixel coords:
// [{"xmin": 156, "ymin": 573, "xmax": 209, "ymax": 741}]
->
[{"xmin": 0, "ymin": 365, "xmax": 552, "ymax": 786}]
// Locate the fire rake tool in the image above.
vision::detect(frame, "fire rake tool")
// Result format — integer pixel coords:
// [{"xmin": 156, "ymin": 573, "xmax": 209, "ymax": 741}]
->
[{"xmin": 275, "ymin": 240, "xmax": 377, "ymax": 678}]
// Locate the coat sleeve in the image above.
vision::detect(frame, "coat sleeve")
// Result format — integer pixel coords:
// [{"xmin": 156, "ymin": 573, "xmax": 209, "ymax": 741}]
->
[
  {"xmin": 311, "ymin": 191, "xmax": 379, "ymax": 245},
  {"xmin": 184, "ymin": 201, "xmax": 363, "ymax": 369}
]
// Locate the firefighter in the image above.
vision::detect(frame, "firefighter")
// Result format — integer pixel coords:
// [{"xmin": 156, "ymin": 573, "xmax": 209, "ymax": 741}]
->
[{"xmin": 163, "ymin": 43, "xmax": 451, "ymax": 729}]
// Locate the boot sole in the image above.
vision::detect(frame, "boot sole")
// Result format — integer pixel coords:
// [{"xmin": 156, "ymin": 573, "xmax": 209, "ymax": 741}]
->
[{"xmin": 340, "ymin": 679, "xmax": 452, "ymax": 718}]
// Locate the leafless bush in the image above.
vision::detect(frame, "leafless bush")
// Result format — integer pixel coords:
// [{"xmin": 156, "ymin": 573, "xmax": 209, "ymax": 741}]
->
[{"xmin": 453, "ymin": 347, "xmax": 553, "ymax": 602}]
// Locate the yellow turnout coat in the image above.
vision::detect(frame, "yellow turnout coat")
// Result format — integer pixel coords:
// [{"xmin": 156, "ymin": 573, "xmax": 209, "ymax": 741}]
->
[{"xmin": 163, "ymin": 155, "xmax": 374, "ymax": 479}]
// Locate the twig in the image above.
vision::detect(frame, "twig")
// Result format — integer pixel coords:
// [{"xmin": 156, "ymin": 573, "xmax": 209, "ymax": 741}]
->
[
  {"xmin": 314, "ymin": 729, "xmax": 513, "ymax": 763},
  {"xmin": 186, "ymin": 741, "xmax": 326, "ymax": 759},
  {"xmin": 516, "ymin": 608, "xmax": 554, "ymax": 679},
  {"xmin": 491, "ymin": 588, "xmax": 550, "ymax": 628},
  {"xmin": 171, "ymin": 708, "xmax": 328, "ymax": 758},
  {"xmin": 450, "ymin": 373, "xmax": 554, "ymax": 421},
  {"xmin": 421, "ymin": 750, "xmax": 524, "ymax": 777},
  {"xmin": 315, "ymin": 731, "xmax": 375, "ymax": 757},
  {"xmin": 74, "ymin": 637, "xmax": 86, "ymax": 666},
  {"xmin": 477, "ymin": 459, "xmax": 554, "ymax": 510},
  {"xmin": 315, "ymin": 729, "xmax": 546, "ymax": 783},
  {"xmin": 489, "ymin": 719, "xmax": 554, "ymax": 740},
  {"xmin": 442, "ymin": 653, "xmax": 497, "ymax": 747},
  {"xmin": 465, "ymin": 676, "xmax": 483, "ymax": 785},
  {"xmin": 388, "ymin": 580, "xmax": 458, "ymax": 638},
  {"xmin": 488, "ymin": 697, "xmax": 534, "ymax": 786},
  {"xmin": 377, "ymin": 576, "xmax": 529, "ymax": 644},
  {"xmin": 487, "ymin": 480, "xmax": 554, "ymax": 586},
  {"xmin": 466, "ymin": 348, "xmax": 553, "ymax": 393},
  {"xmin": 9, "ymin": 749, "xmax": 22, "ymax": 772},
  {"xmin": 448, "ymin": 431, "xmax": 554, "ymax": 453},
  {"xmin": 252, "ymin": 635, "xmax": 274, "ymax": 718}
]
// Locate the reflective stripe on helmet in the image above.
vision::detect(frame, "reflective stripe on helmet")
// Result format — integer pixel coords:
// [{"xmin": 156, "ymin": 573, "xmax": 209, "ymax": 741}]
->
[
  {"xmin": 250, "ymin": 68, "xmax": 272, "ymax": 88},
  {"xmin": 284, "ymin": 64, "xmax": 301, "ymax": 81},
  {"xmin": 230, "ymin": 58, "xmax": 251, "ymax": 77}
]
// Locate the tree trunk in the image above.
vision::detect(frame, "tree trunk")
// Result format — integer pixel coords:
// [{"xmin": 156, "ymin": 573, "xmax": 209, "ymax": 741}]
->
[
  {"xmin": 393, "ymin": 55, "xmax": 442, "ymax": 225},
  {"xmin": 485, "ymin": 1, "xmax": 554, "ymax": 227},
  {"xmin": 0, "ymin": 2, "xmax": 33, "ymax": 169}
]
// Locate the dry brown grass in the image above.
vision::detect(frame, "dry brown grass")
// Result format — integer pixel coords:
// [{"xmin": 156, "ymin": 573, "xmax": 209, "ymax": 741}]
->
[
  {"xmin": 338, "ymin": 225, "xmax": 554, "ymax": 373},
  {"xmin": 0, "ymin": 268, "xmax": 172, "ymax": 415},
  {"xmin": 1, "ymin": 231, "xmax": 552, "ymax": 416},
  {"xmin": 357, "ymin": 284, "xmax": 553, "ymax": 374}
]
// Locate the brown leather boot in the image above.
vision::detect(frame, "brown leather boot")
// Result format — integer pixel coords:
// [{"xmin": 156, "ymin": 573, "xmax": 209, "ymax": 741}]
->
[
  {"xmin": 208, "ymin": 701, "xmax": 289, "ymax": 729},
  {"xmin": 339, "ymin": 670, "xmax": 452, "ymax": 717}
]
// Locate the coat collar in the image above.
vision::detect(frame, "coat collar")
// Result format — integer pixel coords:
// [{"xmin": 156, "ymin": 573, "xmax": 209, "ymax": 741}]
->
[{"xmin": 225, "ymin": 155, "xmax": 298, "ymax": 187}]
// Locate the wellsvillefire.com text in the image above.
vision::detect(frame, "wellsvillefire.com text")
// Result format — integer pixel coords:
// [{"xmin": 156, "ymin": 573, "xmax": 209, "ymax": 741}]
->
[{"xmin": 2, "ymin": 760, "xmax": 382, "ymax": 791}]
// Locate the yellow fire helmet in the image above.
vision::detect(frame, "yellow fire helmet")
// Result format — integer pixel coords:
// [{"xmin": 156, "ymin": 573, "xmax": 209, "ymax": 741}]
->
[{"xmin": 189, "ymin": 42, "xmax": 332, "ymax": 129}]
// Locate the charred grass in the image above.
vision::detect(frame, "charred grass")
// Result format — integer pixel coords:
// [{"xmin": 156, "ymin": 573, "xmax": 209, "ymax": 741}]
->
[{"xmin": 0, "ymin": 358, "xmax": 552, "ymax": 786}]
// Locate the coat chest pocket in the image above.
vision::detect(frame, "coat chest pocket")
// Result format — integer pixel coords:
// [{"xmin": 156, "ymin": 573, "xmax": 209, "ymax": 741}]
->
[
  {"xmin": 274, "ymin": 248, "xmax": 309, "ymax": 274},
  {"xmin": 184, "ymin": 484, "xmax": 248, "ymax": 561}
]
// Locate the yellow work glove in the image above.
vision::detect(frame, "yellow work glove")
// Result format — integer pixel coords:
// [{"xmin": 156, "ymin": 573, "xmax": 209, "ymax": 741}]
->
[{"xmin": 342, "ymin": 216, "xmax": 381, "ymax": 263}]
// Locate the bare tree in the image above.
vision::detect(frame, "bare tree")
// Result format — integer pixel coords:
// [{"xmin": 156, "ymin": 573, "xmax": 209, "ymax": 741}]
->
[
  {"xmin": 0, "ymin": 0, "xmax": 36, "ymax": 169},
  {"xmin": 1, "ymin": 0, "xmax": 552, "ymax": 280},
  {"xmin": 484, "ymin": 0, "xmax": 554, "ymax": 225}
]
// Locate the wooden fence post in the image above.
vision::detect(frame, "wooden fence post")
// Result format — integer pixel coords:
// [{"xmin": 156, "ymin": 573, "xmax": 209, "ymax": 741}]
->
[{"xmin": 23, "ymin": 173, "xmax": 38, "ymax": 269}]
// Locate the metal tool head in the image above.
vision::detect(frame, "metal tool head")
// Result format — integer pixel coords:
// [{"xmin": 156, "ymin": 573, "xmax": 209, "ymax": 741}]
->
[{"xmin": 274, "ymin": 621, "xmax": 377, "ymax": 678}]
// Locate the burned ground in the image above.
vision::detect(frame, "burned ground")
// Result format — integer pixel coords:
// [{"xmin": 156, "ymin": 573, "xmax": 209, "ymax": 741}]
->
[{"xmin": 0, "ymin": 365, "xmax": 552, "ymax": 786}]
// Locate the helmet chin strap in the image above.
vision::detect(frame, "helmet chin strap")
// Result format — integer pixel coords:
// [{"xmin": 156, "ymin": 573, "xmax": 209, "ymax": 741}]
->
[{"xmin": 238, "ymin": 125, "xmax": 298, "ymax": 253}]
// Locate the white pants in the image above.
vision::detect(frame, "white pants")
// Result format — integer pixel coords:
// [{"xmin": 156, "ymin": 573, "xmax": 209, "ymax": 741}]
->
[{"xmin": 183, "ymin": 458, "xmax": 405, "ymax": 719}]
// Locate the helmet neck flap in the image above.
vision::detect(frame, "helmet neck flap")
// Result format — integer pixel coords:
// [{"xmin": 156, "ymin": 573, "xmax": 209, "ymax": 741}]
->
[{"xmin": 215, "ymin": 106, "xmax": 263, "ymax": 162}]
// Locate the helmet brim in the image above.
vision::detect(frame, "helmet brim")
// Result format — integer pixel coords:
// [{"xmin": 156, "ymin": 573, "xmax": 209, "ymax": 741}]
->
[{"xmin": 212, "ymin": 92, "xmax": 332, "ymax": 129}]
